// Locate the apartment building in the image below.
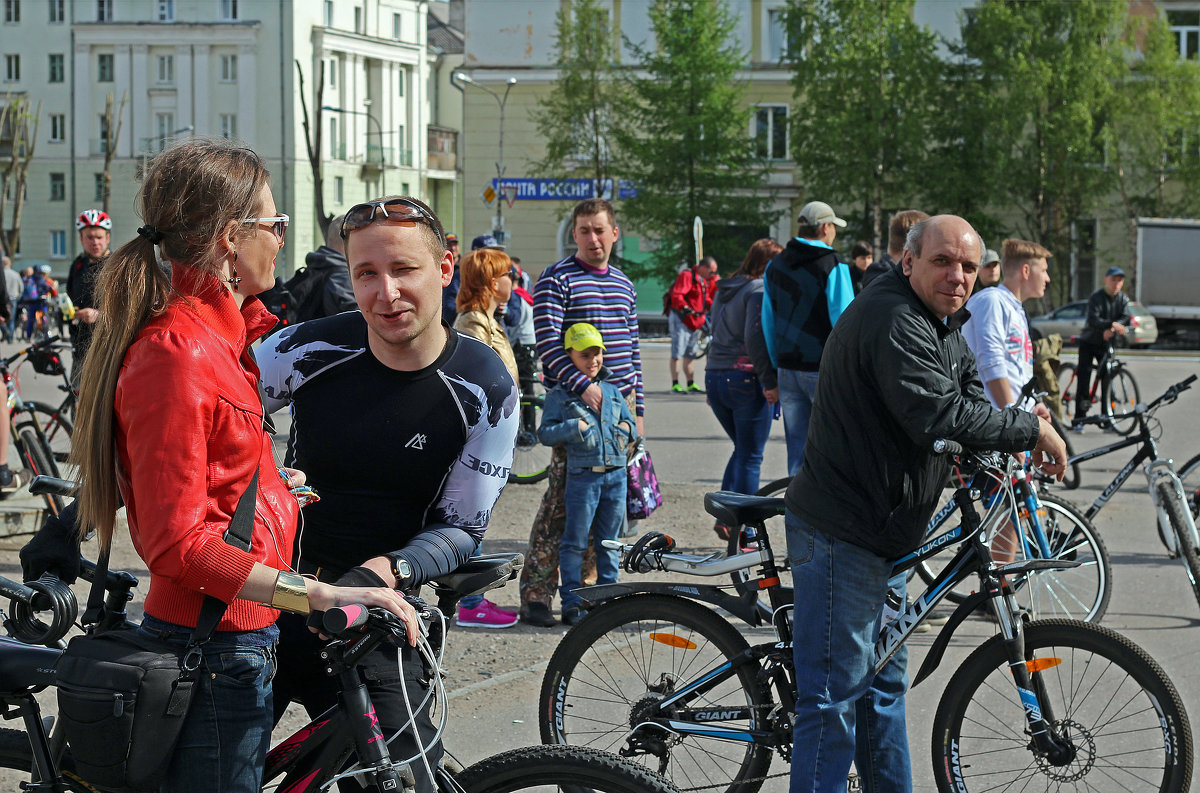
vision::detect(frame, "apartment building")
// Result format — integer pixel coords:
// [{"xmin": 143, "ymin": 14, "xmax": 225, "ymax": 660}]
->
[{"xmin": 0, "ymin": 0, "xmax": 463, "ymax": 274}]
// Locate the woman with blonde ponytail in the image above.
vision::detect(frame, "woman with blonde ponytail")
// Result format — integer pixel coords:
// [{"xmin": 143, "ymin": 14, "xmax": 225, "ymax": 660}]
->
[{"xmin": 68, "ymin": 140, "xmax": 417, "ymax": 793}]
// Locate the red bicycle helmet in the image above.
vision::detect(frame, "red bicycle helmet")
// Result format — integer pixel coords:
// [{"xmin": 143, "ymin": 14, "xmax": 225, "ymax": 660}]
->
[{"xmin": 76, "ymin": 209, "xmax": 112, "ymax": 231}]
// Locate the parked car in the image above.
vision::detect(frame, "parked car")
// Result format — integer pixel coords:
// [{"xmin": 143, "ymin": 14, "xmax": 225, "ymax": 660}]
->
[{"xmin": 1029, "ymin": 300, "xmax": 1159, "ymax": 347}]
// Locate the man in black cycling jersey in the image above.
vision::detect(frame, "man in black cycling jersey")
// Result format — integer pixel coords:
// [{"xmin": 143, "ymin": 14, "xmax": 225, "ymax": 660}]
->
[{"xmin": 257, "ymin": 196, "xmax": 518, "ymax": 792}]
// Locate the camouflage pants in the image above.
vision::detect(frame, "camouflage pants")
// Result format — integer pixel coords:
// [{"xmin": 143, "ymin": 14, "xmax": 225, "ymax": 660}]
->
[{"xmin": 520, "ymin": 391, "xmax": 636, "ymax": 608}]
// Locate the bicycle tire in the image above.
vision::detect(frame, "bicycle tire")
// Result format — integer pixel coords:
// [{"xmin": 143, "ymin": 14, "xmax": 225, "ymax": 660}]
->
[
  {"xmin": 1047, "ymin": 411, "xmax": 1081, "ymax": 490},
  {"xmin": 1057, "ymin": 362, "xmax": 1077, "ymax": 408},
  {"xmin": 724, "ymin": 477, "xmax": 792, "ymax": 595},
  {"xmin": 539, "ymin": 594, "xmax": 774, "ymax": 793},
  {"xmin": 1157, "ymin": 480, "xmax": 1200, "ymax": 611},
  {"xmin": 915, "ymin": 493, "xmax": 1110, "ymax": 622},
  {"xmin": 25, "ymin": 400, "xmax": 73, "ymax": 468},
  {"xmin": 0, "ymin": 727, "xmax": 90, "ymax": 792},
  {"xmin": 1108, "ymin": 367, "xmax": 1140, "ymax": 436},
  {"xmin": 454, "ymin": 744, "xmax": 679, "ymax": 793},
  {"xmin": 1177, "ymin": 453, "xmax": 1200, "ymax": 527},
  {"xmin": 931, "ymin": 619, "xmax": 1192, "ymax": 793},
  {"xmin": 16, "ymin": 427, "xmax": 64, "ymax": 515},
  {"xmin": 509, "ymin": 395, "xmax": 549, "ymax": 484}
]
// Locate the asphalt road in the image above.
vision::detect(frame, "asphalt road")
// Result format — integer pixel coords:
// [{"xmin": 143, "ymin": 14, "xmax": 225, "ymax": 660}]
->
[{"xmin": 1, "ymin": 340, "xmax": 1199, "ymax": 792}]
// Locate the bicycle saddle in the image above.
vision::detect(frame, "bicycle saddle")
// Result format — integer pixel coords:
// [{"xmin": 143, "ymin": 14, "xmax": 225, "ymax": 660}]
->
[
  {"xmin": 0, "ymin": 635, "xmax": 60, "ymax": 690},
  {"xmin": 428, "ymin": 553, "xmax": 524, "ymax": 599},
  {"xmin": 704, "ymin": 491, "xmax": 785, "ymax": 529}
]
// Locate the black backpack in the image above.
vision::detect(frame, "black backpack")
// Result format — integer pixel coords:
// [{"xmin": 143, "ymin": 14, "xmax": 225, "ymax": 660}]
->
[{"xmin": 284, "ymin": 266, "xmax": 356, "ymax": 324}]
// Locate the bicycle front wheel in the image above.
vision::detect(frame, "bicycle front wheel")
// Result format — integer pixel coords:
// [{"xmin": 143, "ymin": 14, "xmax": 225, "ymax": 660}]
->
[
  {"xmin": 454, "ymin": 744, "xmax": 678, "ymax": 793},
  {"xmin": 0, "ymin": 727, "xmax": 90, "ymax": 792},
  {"xmin": 25, "ymin": 400, "xmax": 73, "ymax": 469},
  {"xmin": 1057, "ymin": 362, "xmax": 1077, "ymax": 408},
  {"xmin": 1178, "ymin": 453, "xmax": 1200, "ymax": 527},
  {"xmin": 539, "ymin": 594, "xmax": 774, "ymax": 793},
  {"xmin": 509, "ymin": 395, "xmax": 550, "ymax": 484},
  {"xmin": 15, "ymin": 427, "xmax": 64, "ymax": 515},
  {"xmin": 1107, "ymin": 367, "xmax": 1140, "ymax": 435},
  {"xmin": 1157, "ymin": 480, "xmax": 1200, "ymax": 611},
  {"xmin": 932, "ymin": 619, "xmax": 1192, "ymax": 793}
]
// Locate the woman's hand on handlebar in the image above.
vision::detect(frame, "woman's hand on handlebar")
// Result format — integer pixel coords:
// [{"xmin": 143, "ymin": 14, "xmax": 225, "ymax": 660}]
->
[
  {"xmin": 306, "ymin": 579, "xmax": 420, "ymax": 647},
  {"xmin": 1033, "ymin": 416, "xmax": 1067, "ymax": 481}
]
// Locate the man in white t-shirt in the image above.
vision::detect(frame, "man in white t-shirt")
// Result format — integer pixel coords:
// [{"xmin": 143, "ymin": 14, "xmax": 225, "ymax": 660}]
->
[{"xmin": 963, "ymin": 238, "xmax": 1053, "ymax": 413}]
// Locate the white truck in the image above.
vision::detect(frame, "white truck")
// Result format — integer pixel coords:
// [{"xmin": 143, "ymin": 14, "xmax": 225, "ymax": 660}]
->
[{"xmin": 1136, "ymin": 217, "xmax": 1200, "ymax": 342}]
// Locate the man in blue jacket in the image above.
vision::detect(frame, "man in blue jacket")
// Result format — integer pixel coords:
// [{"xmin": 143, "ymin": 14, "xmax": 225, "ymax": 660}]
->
[{"xmin": 762, "ymin": 201, "xmax": 855, "ymax": 475}]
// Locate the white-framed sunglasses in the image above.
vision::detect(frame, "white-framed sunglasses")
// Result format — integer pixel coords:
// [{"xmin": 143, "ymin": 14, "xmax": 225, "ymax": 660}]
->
[{"xmin": 242, "ymin": 213, "xmax": 290, "ymax": 242}]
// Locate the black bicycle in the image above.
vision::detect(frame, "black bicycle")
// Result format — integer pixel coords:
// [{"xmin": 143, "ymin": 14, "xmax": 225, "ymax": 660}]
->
[
  {"xmin": 1058, "ymin": 340, "xmax": 1140, "ymax": 435},
  {"xmin": 508, "ymin": 345, "xmax": 549, "ymax": 485},
  {"xmin": 539, "ymin": 446, "xmax": 1192, "ymax": 793},
  {"xmin": 0, "ymin": 478, "xmax": 680, "ymax": 793},
  {"xmin": 2, "ymin": 339, "xmax": 72, "ymax": 516}
]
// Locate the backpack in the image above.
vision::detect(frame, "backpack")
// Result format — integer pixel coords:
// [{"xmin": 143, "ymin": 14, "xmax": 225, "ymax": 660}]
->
[{"xmin": 284, "ymin": 265, "xmax": 356, "ymax": 324}]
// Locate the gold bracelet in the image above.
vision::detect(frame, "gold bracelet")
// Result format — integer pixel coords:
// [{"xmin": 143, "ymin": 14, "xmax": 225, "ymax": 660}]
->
[{"xmin": 269, "ymin": 571, "xmax": 310, "ymax": 615}]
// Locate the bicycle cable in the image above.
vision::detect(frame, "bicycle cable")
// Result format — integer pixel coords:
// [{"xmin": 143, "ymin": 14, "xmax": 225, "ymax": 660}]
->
[{"xmin": 4, "ymin": 573, "xmax": 77, "ymax": 645}]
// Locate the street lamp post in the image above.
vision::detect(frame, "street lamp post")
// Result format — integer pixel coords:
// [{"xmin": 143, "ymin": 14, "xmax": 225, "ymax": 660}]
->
[
  {"xmin": 455, "ymin": 73, "xmax": 516, "ymax": 244},
  {"xmin": 323, "ymin": 104, "xmax": 387, "ymax": 195}
]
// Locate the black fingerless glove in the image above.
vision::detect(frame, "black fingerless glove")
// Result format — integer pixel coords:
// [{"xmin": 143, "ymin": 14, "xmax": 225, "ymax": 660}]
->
[
  {"xmin": 333, "ymin": 565, "xmax": 390, "ymax": 588},
  {"xmin": 20, "ymin": 502, "xmax": 81, "ymax": 583}
]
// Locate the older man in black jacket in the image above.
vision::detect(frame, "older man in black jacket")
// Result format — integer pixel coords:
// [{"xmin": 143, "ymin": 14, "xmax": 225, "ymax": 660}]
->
[{"xmin": 784, "ymin": 215, "xmax": 1066, "ymax": 793}]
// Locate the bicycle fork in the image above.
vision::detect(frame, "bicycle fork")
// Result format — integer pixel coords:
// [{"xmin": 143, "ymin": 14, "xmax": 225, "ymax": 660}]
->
[{"xmin": 1147, "ymin": 461, "xmax": 1200, "ymax": 552}]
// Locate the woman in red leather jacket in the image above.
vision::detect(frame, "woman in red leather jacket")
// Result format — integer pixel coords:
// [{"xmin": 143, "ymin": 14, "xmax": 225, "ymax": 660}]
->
[{"xmin": 69, "ymin": 140, "xmax": 417, "ymax": 793}]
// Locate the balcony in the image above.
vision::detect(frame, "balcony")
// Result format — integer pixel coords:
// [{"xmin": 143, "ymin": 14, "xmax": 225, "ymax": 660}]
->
[
  {"xmin": 362, "ymin": 145, "xmax": 414, "ymax": 168},
  {"xmin": 427, "ymin": 126, "xmax": 457, "ymax": 171}
]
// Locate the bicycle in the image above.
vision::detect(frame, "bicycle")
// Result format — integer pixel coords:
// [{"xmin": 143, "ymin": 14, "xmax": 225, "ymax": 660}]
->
[
  {"xmin": 539, "ymin": 446, "xmax": 1192, "ymax": 793},
  {"xmin": 2, "ymin": 339, "xmax": 71, "ymax": 516},
  {"xmin": 1040, "ymin": 374, "xmax": 1200, "ymax": 610},
  {"xmin": 1058, "ymin": 340, "xmax": 1140, "ymax": 435},
  {"xmin": 12, "ymin": 338, "xmax": 75, "ymax": 468},
  {"xmin": 508, "ymin": 344, "xmax": 549, "ymax": 485},
  {"xmin": 0, "ymin": 476, "xmax": 681, "ymax": 793}
]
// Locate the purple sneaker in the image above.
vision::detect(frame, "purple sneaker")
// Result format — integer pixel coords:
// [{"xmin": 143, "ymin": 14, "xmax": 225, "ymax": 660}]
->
[{"xmin": 456, "ymin": 598, "xmax": 519, "ymax": 629}]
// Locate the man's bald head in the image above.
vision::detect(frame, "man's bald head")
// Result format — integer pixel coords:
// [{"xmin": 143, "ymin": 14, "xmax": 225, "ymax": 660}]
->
[
  {"xmin": 325, "ymin": 214, "xmax": 346, "ymax": 254},
  {"xmin": 901, "ymin": 215, "xmax": 983, "ymax": 319}
]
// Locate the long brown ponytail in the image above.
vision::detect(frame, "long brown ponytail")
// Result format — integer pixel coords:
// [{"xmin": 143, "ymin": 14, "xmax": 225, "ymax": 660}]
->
[{"xmin": 71, "ymin": 139, "xmax": 270, "ymax": 548}]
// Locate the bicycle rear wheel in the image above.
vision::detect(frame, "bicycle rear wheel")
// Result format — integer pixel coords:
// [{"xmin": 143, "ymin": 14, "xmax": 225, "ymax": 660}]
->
[
  {"xmin": 539, "ymin": 594, "xmax": 774, "ymax": 793},
  {"xmin": 454, "ymin": 744, "xmax": 679, "ymax": 793},
  {"xmin": 509, "ymin": 395, "xmax": 550, "ymax": 484},
  {"xmin": 725, "ymin": 477, "xmax": 792, "ymax": 595},
  {"xmin": 25, "ymin": 400, "xmax": 73, "ymax": 469},
  {"xmin": 0, "ymin": 727, "xmax": 90, "ymax": 792},
  {"xmin": 1157, "ymin": 480, "xmax": 1200, "ymax": 611},
  {"xmin": 15, "ymin": 427, "xmax": 64, "ymax": 515},
  {"xmin": 1108, "ymin": 367, "xmax": 1140, "ymax": 436},
  {"xmin": 931, "ymin": 619, "xmax": 1192, "ymax": 793}
]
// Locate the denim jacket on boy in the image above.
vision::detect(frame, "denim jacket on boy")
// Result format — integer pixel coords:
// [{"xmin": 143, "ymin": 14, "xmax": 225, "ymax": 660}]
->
[{"xmin": 538, "ymin": 366, "xmax": 638, "ymax": 469}]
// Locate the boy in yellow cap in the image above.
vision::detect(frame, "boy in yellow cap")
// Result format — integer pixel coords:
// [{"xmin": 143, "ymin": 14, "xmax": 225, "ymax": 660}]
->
[{"xmin": 537, "ymin": 322, "xmax": 639, "ymax": 625}]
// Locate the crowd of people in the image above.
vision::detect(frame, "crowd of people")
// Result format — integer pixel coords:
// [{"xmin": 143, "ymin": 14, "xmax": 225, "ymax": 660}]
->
[{"xmin": 9, "ymin": 135, "xmax": 1141, "ymax": 793}]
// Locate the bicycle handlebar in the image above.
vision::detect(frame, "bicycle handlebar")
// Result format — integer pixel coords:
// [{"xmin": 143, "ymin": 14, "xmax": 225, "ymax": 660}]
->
[
  {"xmin": 1, "ymin": 335, "xmax": 63, "ymax": 368},
  {"xmin": 1100, "ymin": 373, "xmax": 1197, "ymax": 423}
]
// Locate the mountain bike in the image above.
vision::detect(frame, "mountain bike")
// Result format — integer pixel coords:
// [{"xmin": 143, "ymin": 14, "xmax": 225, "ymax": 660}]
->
[
  {"xmin": 1040, "ymin": 375, "xmax": 1200, "ymax": 610},
  {"xmin": 509, "ymin": 345, "xmax": 549, "ymax": 484},
  {"xmin": 0, "ymin": 477, "xmax": 680, "ymax": 793},
  {"xmin": 2, "ymin": 340, "xmax": 70, "ymax": 516},
  {"xmin": 11, "ymin": 338, "xmax": 75, "ymax": 469},
  {"xmin": 539, "ymin": 447, "xmax": 1192, "ymax": 793},
  {"xmin": 1058, "ymin": 341, "xmax": 1140, "ymax": 435}
]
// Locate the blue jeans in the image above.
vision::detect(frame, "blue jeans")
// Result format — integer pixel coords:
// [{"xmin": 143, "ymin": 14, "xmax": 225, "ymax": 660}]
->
[
  {"xmin": 786, "ymin": 513, "xmax": 911, "ymax": 793},
  {"xmin": 778, "ymin": 369, "xmax": 820, "ymax": 476},
  {"xmin": 140, "ymin": 616, "xmax": 277, "ymax": 793},
  {"xmin": 559, "ymin": 466, "xmax": 626, "ymax": 609},
  {"xmin": 705, "ymin": 369, "xmax": 772, "ymax": 494}
]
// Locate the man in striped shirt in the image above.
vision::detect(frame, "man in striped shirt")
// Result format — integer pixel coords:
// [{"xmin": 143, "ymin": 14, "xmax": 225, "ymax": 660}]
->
[{"xmin": 518, "ymin": 198, "xmax": 645, "ymax": 627}]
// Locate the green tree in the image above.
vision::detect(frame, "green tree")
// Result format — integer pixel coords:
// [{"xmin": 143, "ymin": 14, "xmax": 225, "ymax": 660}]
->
[
  {"xmin": 530, "ymin": 0, "xmax": 624, "ymax": 199},
  {"xmin": 616, "ymin": 0, "xmax": 779, "ymax": 283},
  {"xmin": 1106, "ymin": 13, "xmax": 1200, "ymax": 274},
  {"xmin": 784, "ymin": 0, "xmax": 945, "ymax": 252},
  {"xmin": 942, "ymin": 0, "xmax": 1128, "ymax": 305}
]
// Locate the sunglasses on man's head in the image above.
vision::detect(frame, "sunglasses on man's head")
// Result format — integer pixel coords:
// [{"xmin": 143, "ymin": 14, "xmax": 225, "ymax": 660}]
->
[{"xmin": 340, "ymin": 199, "xmax": 444, "ymax": 246}]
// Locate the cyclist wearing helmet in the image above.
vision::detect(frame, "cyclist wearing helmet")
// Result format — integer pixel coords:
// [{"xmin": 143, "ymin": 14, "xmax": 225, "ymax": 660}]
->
[{"xmin": 68, "ymin": 209, "xmax": 112, "ymax": 384}]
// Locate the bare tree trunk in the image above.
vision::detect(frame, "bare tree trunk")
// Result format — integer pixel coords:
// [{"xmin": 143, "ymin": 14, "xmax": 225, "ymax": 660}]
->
[
  {"xmin": 101, "ymin": 92, "xmax": 128, "ymax": 213},
  {"xmin": 1, "ymin": 97, "xmax": 40, "ymax": 257},
  {"xmin": 296, "ymin": 60, "xmax": 330, "ymax": 240}
]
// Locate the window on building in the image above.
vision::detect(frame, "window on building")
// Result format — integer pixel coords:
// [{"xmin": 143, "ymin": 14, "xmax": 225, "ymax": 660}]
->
[
  {"xmin": 329, "ymin": 116, "xmax": 339, "ymax": 158},
  {"xmin": 323, "ymin": 0, "xmax": 332, "ymax": 27},
  {"xmin": 155, "ymin": 112, "xmax": 174, "ymax": 150},
  {"xmin": 335, "ymin": 176, "xmax": 343, "ymax": 204},
  {"xmin": 48, "ymin": 0, "xmax": 63, "ymax": 23},
  {"xmin": 94, "ymin": 173, "xmax": 105, "ymax": 201},
  {"xmin": 753, "ymin": 105, "xmax": 788, "ymax": 161},
  {"xmin": 3, "ymin": 54, "xmax": 18, "ymax": 82},
  {"xmin": 99, "ymin": 114, "xmax": 110, "ymax": 147},
  {"xmin": 766, "ymin": 7, "xmax": 788, "ymax": 61},
  {"xmin": 354, "ymin": 6, "xmax": 362, "ymax": 34},
  {"xmin": 51, "ymin": 230, "xmax": 67, "ymax": 258},
  {"xmin": 97, "ymin": 53, "xmax": 114, "ymax": 82},
  {"xmin": 1073, "ymin": 219, "xmax": 1097, "ymax": 299},
  {"xmin": 49, "ymin": 113, "xmax": 65, "ymax": 141},
  {"xmin": 96, "ymin": 0, "xmax": 112, "ymax": 22},
  {"xmin": 398, "ymin": 67, "xmax": 405, "ymax": 96},
  {"xmin": 328, "ymin": 57, "xmax": 337, "ymax": 87},
  {"xmin": 157, "ymin": 0, "xmax": 173, "ymax": 22},
  {"xmin": 220, "ymin": 54, "xmax": 237, "ymax": 82},
  {"xmin": 49, "ymin": 172, "xmax": 65, "ymax": 201},
  {"xmin": 4, "ymin": 0, "xmax": 20, "ymax": 24},
  {"xmin": 219, "ymin": 113, "xmax": 236, "ymax": 139},
  {"xmin": 156, "ymin": 54, "xmax": 174, "ymax": 83},
  {"xmin": 393, "ymin": 12, "xmax": 401, "ymax": 40},
  {"xmin": 1169, "ymin": 10, "xmax": 1200, "ymax": 60},
  {"xmin": 219, "ymin": 0, "xmax": 237, "ymax": 21},
  {"xmin": 48, "ymin": 53, "xmax": 63, "ymax": 82}
]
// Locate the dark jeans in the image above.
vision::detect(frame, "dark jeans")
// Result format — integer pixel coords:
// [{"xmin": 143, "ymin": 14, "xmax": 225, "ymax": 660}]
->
[
  {"xmin": 705, "ymin": 369, "xmax": 772, "ymax": 494},
  {"xmin": 1074, "ymin": 341, "xmax": 1109, "ymax": 419},
  {"xmin": 272, "ymin": 612, "xmax": 442, "ymax": 793},
  {"xmin": 138, "ymin": 616, "xmax": 277, "ymax": 793},
  {"xmin": 560, "ymin": 466, "xmax": 625, "ymax": 609}
]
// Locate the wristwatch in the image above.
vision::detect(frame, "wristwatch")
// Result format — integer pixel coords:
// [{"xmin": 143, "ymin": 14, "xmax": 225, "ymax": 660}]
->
[{"xmin": 387, "ymin": 554, "xmax": 413, "ymax": 590}]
